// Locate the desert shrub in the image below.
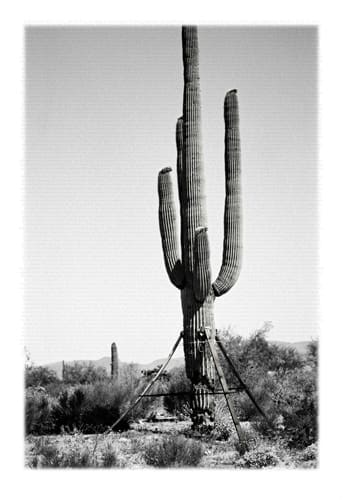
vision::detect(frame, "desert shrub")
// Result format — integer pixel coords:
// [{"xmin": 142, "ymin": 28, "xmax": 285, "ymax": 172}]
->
[
  {"xmin": 217, "ymin": 324, "xmax": 304, "ymax": 387},
  {"xmin": 164, "ymin": 366, "xmax": 192, "ymax": 417},
  {"xmin": 28, "ymin": 434, "xmax": 96, "ymax": 468},
  {"xmin": 27, "ymin": 433, "xmax": 120, "ymax": 468},
  {"xmin": 49, "ymin": 382, "xmax": 125, "ymax": 433},
  {"xmin": 216, "ymin": 326, "xmax": 317, "ymax": 451},
  {"xmin": 297, "ymin": 442, "xmax": 317, "ymax": 462},
  {"xmin": 51, "ymin": 364, "xmax": 157, "ymax": 433},
  {"xmin": 25, "ymin": 365, "xmax": 60, "ymax": 388},
  {"xmin": 234, "ymin": 374, "xmax": 278, "ymax": 423},
  {"xmin": 79, "ymin": 381, "xmax": 130, "ymax": 432},
  {"xmin": 141, "ymin": 365, "xmax": 170, "ymax": 381},
  {"xmin": 235, "ymin": 441, "xmax": 280, "ymax": 469},
  {"xmin": 273, "ymin": 367, "xmax": 317, "ymax": 449},
  {"xmin": 25, "ymin": 388, "xmax": 58, "ymax": 435},
  {"xmin": 25, "ymin": 363, "xmax": 152, "ymax": 435},
  {"xmin": 143, "ymin": 435, "xmax": 204, "ymax": 467},
  {"xmin": 211, "ymin": 398, "xmax": 236, "ymax": 441},
  {"xmin": 63, "ymin": 362, "xmax": 109, "ymax": 385},
  {"xmin": 61, "ymin": 445, "xmax": 93, "ymax": 467},
  {"xmin": 293, "ymin": 442, "xmax": 317, "ymax": 468},
  {"xmin": 101, "ymin": 441, "xmax": 118, "ymax": 467},
  {"xmin": 251, "ymin": 364, "xmax": 317, "ymax": 449},
  {"xmin": 115, "ymin": 363, "xmax": 157, "ymax": 421},
  {"xmin": 52, "ymin": 386, "xmax": 85, "ymax": 432},
  {"xmin": 28, "ymin": 437, "xmax": 60, "ymax": 467},
  {"xmin": 129, "ymin": 435, "xmax": 145, "ymax": 455}
]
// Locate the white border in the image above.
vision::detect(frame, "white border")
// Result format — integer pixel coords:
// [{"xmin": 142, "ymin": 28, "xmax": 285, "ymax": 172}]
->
[{"xmin": 1, "ymin": 1, "xmax": 342, "ymax": 499}]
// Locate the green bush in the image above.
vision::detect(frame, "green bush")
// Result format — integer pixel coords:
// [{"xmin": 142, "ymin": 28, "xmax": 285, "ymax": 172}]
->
[{"xmin": 143, "ymin": 435, "xmax": 204, "ymax": 467}]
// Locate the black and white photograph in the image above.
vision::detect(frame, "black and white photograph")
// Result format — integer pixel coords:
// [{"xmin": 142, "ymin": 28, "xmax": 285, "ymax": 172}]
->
[{"xmin": 23, "ymin": 24, "xmax": 319, "ymax": 470}]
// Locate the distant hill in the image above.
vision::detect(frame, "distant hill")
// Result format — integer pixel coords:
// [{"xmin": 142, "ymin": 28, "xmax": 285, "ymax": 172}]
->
[
  {"xmin": 269, "ymin": 340, "xmax": 312, "ymax": 356},
  {"xmin": 44, "ymin": 357, "xmax": 117, "ymax": 379},
  {"xmin": 44, "ymin": 356, "xmax": 184, "ymax": 378},
  {"xmin": 44, "ymin": 340, "xmax": 312, "ymax": 378}
]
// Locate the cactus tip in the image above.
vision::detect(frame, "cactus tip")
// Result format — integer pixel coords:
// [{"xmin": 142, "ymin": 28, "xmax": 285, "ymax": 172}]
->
[
  {"xmin": 159, "ymin": 167, "xmax": 173, "ymax": 175},
  {"xmin": 229, "ymin": 89, "xmax": 237, "ymax": 94}
]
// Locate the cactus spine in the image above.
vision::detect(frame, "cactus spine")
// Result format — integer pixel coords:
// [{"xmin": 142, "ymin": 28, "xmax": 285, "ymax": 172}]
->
[
  {"xmin": 111, "ymin": 342, "xmax": 118, "ymax": 380},
  {"xmin": 158, "ymin": 26, "xmax": 242, "ymax": 425}
]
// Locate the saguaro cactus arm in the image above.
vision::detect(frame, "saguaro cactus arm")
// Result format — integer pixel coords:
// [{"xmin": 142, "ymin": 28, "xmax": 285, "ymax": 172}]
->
[
  {"xmin": 212, "ymin": 89, "xmax": 242, "ymax": 297},
  {"xmin": 193, "ymin": 227, "xmax": 212, "ymax": 302},
  {"xmin": 158, "ymin": 167, "xmax": 185, "ymax": 289}
]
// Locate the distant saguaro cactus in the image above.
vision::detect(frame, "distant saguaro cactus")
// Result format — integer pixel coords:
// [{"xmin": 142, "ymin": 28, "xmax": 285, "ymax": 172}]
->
[
  {"xmin": 158, "ymin": 26, "xmax": 242, "ymax": 425},
  {"xmin": 111, "ymin": 342, "xmax": 118, "ymax": 380}
]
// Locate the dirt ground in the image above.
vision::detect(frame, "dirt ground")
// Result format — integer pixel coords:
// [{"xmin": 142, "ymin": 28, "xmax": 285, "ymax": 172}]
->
[{"xmin": 25, "ymin": 419, "xmax": 316, "ymax": 469}]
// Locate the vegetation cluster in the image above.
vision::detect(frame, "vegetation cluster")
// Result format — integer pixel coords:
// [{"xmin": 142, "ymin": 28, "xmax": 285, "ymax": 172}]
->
[{"xmin": 25, "ymin": 325, "xmax": 318, "ymax": 468}]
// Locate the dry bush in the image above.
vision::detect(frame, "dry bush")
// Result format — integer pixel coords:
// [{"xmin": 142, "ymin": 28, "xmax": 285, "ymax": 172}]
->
[
  {"xmin": 211, "ymin": 397, "xmax": 236, "ymax": 441},
  {"xmin": 101, "ymin": 441, "xmax": 118, "ymax": 467},
  {"xmin": 234, "ymin": 440, "xmax": 280, "ymax": 469},
  {"xmin": 143, "ymin": 435, "xmax": 204, "ymax": 467},
  {"xmin": 27, "ymin": 433, "xmax": 119, "ymax": 468},
  {"xmin": 27, "ymin": 434, "xmax": 95, "ymax": 468}
]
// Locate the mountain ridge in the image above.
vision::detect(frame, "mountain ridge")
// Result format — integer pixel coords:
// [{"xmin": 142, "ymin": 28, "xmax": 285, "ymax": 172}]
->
[{"xmin": 43, "ymin": 340, "xmax": 313, "ymax": 378}]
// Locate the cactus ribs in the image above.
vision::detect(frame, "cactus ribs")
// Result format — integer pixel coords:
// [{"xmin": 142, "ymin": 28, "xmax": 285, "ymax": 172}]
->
[{"xmin": 158, "ymin": 26, "xmax": 242, "ymax": 426}]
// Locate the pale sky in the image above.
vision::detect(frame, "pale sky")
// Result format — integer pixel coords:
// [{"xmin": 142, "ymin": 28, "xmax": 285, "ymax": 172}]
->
[{"xmin": 25, "ymin": 26, "xmax": 318, "ymax": 365}]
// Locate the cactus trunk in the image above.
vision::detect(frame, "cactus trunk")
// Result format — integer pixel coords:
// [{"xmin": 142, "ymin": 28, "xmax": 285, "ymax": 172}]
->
[
  {"xmin": 181, "ymin": 287, "xmax": 215, "ymax": 423},
  {"xmin": 158, "ymin": 26, "xmax": 242, "ymax": 427}
]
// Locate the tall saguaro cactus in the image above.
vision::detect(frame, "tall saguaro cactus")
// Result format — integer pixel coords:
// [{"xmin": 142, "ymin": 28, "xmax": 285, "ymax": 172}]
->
[
  {"xmin": 111, "ymin": 342, "xmax": 118, "ymax": 380},
  {"xmin": 158, "ymin": 26, "xmax": 242, "ymax": 425}
]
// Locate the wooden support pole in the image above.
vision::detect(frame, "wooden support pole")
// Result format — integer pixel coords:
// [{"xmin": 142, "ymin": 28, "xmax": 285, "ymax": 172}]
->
[
  {"xmin": 106, "ymin": 332, "xmax": 183, "ymax": 433},
  {"xmin": 203, "ymin": 328, "xmax": 247, "ymax": 453},
  {"xmin": 215, "ymin": 333, "xmax": 271, "ymax": 424},
  {"xmin": 139, "ymin": 389, "xmax": 242, "ymax": 398}
]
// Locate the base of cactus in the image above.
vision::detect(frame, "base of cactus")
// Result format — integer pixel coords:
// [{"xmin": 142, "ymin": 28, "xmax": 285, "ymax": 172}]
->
[{"xmin": 189, "ymin": 383, "xmax": 215, "ymax": 431}]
